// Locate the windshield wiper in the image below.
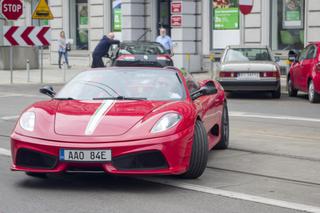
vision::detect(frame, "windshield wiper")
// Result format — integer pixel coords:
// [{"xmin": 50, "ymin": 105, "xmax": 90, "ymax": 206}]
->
[
  {"xmin": 54, "ymin": 97, "xmax": 75, "ymax": 100},
  {"xmin": 93, "ymin": 96, "xmax": 147, "ymax": 101}
]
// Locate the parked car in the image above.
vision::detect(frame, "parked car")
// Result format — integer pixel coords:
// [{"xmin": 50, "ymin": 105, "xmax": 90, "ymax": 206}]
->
[
  {"xmin": 11, "ymin": 67, "xmax": 229, "ymax": 179},
  {"xmin": 217, "ymin": 45, "xmax": 281, "ymax": 98},
  {"xmin": 287, "ymin": 42, "xmax": 320, "ymax": 103},
  {"xmin": 111, "ymin": 41, "xmax": 174, "ymax": 67}
]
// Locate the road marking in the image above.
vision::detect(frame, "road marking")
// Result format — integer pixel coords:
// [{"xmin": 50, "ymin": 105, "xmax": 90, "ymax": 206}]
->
[
  {"xmin": 230, "ymin": 111, "xmax": 320, "ymax": 123},
  {"xmin": 0, "ymin": 148, "xmax": 11, "ymax": 157},
  {"xmin": 1, "ymin": 115, "xmax": 19, "ymax": 121},
  {"xmin": 0, "ymin": 93, "xmax": 42, "ymax": 98},
  {"xmin": 139, "ymin": 177, "xmax": 320, "ymax": 213}
]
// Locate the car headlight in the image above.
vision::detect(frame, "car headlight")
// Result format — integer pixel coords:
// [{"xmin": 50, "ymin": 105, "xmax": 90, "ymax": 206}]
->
[
  {"xmin": 151, "ymin": 113, "xmax": 182, "ymax": 133},
  {"xmin": 19, "ymin": 112, "xmax": 35, "ymax": 131}
]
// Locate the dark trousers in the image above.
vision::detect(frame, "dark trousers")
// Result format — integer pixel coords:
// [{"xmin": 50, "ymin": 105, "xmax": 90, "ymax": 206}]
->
[
  {"xmin": 91, "ymin": 55, "xmax": 105, "ymax": 68},
  {"xmin": 58, "ymin": 51, "xmax": 69, "ymax": 68}
]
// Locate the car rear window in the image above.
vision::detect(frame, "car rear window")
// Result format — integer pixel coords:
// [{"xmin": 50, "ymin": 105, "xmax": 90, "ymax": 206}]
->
[
  {"xmin": 224, "ymin": 48, "xmax": 272, "ymax": 62},
  {"xmin": 119, "ymin": 43, "xmax": 166, "ymax": 55}
]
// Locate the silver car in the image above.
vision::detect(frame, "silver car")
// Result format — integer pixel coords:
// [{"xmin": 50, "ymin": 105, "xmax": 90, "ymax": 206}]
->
[{"xmin": 216, "ymin": 45, "xmax": 281, "ymax": 98}]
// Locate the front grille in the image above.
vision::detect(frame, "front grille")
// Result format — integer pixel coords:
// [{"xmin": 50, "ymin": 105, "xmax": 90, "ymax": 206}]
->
[
  {"xmin": 113, "ymin": 150, "xmax": 168, "ymax": 171},
  {"xmin": 16, "ymin": 148, "xmax": 57, "ymax": 169}
]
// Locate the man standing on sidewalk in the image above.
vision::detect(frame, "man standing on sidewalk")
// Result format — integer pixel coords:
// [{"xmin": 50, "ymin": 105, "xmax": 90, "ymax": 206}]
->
[
  {"xmin": 156, "ymin": 28, "xmax": 173, "ymax": 55},
  {"xmin": 91, "ymin": 32, "xmax": 120, "ymax": 68}
]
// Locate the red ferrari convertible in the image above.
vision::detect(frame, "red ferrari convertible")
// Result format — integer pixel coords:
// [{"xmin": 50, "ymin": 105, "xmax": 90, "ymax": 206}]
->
[{"xmin": 11, "ymin": 67, "xmax": 229, "ymax": 179}]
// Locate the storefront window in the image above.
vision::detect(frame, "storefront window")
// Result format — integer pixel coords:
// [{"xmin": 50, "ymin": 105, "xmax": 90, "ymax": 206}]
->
[
  {"xmin": 70, "ymin": 0, "xmax": 88, "ymax": 50},
  {"xmin": 158, "ymin": 0, "xmax": 171, "ymax": 36},
  {"xmin": 213, "ymin": 0, "xmax": 239, "ymax": 30},
  {"xmin": 271, "ymin": 0, "xmax": 304, "ymax": 50}
]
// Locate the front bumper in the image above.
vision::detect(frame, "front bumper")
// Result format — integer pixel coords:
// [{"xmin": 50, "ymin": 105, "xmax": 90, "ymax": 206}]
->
[
  {"xmin": 218, "ymin": 79, "xmax": 280, "ymax": 92},
  {"xmin": 11, "ymin": 127, "xmax": 194, "ymax": 175}
]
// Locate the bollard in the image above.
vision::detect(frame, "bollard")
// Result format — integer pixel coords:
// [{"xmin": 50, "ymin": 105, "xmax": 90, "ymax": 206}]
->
[
  {"xmin": 186, "ymin": 53, "xmax": 191, "ymax": 73},
  {"xmin": 63, "ymin": 62, "xmax": 67, "ymax": 82},
  {"xmin": 209, "ymin": 53, "xmax": 215, "ymax": 79},
  {"xmin": 26, "ymin": 60, "xmax": 30, "ymax": 82}
]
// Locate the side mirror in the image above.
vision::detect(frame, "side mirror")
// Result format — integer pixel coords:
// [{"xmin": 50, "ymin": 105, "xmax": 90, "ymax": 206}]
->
[
  {"xmin": 288, "ymin": 50, "xmax": 298, "ymax": 63},
  {"xmin": 191, "ymin": 81, "xmax": 217, "ymax": 100},
  {"xmin": 40, "ymin": 86, "xmax": 56, "ymax": 98}
]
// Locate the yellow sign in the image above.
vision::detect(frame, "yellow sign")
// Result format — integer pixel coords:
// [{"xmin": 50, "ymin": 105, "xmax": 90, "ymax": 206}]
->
[
  {"xmin": 209, "ymin": 53, "xmax": 215, "ymax": 62},
  {"xmin": 32, "ymin": 0, "xmax": 53, "ymax": 20}
]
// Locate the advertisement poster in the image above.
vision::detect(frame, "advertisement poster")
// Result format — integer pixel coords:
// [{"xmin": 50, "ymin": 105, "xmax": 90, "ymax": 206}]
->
[
  {"xmin": 213, "ymin": 0, "xmax": 239, "ymax": 30},
  {"xmin": 113, "ymin": 0, "xmax": 122, "ymax": 32},
  {"xmin": 283, "ymin": 0, "xmax": 303, "ymax": 29}
]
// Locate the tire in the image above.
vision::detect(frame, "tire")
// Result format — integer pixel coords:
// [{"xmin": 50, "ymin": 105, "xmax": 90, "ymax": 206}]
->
[
  {"xmin": 308, "ymin": 80, "xmax": 320, "ymax": 103},
  {"xmin": 215, "ymin": 103, "xmax": 229, "ymax": 150},
  {"xmin": 25, "ymin": 172, "xmax": 47, "ymax": 179},
  {"xmin": 271, "ymin": 86, "xmax": 281, "ymax": 99},
  {"xmin": 181, "ymin": 120, "xmax": 208, "ymax": 179},
  {"xmin": 287, "ymin": 77, "xmax": 298, "ymax": 97}
]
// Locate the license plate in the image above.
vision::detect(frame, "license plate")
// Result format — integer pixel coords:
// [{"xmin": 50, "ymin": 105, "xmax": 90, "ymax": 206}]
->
[
  {"xmin": 237, "ymin": 73, "xmax": 260, "ymax": 80},
  {"xmin": 59, "ymin": 149, "xmax": 111, "ymax": 162}
]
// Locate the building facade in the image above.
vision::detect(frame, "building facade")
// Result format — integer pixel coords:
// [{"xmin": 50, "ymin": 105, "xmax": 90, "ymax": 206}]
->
[{"xmin": 6, "ymin": 0, "xmax": 320, "ymax": 72}]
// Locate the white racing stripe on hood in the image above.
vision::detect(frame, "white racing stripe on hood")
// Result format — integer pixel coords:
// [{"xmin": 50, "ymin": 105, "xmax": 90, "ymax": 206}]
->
[{"xmin": 85, "ymin": 100, "xmax": 115, "ymax": 135}]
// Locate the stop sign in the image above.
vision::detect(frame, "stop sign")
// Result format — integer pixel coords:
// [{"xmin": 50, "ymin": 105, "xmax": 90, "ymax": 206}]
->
[{"xmin": 1, "ymin": 0, "xmax": 23, "ymax": 20}]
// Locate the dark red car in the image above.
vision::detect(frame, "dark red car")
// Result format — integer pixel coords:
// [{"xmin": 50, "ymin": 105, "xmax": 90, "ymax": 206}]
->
[
  {"xmin": 11, "ymin": 67, "xmax": 229, "ymax": 179},
  {"xmin": 287, "ymin": 42, "xmax": 320, "ymax": 103}
]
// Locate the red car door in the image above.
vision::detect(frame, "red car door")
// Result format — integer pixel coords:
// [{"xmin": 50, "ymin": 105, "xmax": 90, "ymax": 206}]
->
[
  {"xmin": 293, "ymin": 47, "xmax": 308, "ymax": 90},
  {"xmin": 300, "ymin": 45, "xmax": 317, "ymax": 91}
]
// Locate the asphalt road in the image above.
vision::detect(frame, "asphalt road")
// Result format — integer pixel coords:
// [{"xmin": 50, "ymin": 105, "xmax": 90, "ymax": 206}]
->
[{"xmin": 0, "ymin": 84, "xmax": 320, "ymax": 213}]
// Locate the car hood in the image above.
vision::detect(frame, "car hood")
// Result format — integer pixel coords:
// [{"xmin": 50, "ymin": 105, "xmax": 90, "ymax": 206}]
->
[
  {"xmin": 221, "ymin": 61, "xmax": 277, "ymax": 72},
  {"xmin": 54, "ymin": 100, "xmax": 164, "ymax": 137}
]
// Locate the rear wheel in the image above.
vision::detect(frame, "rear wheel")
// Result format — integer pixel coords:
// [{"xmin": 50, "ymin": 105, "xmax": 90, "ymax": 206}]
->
[
  {"xmin": 25, "ymin": 172, "xmax": 47, "ymax": 179},
  {"xmin": 215, "ymin": 103, "xmax": 229, "ymax": 150},
  {"xmin": 308, "ymin": 80, "xmax": 320, "ymax": 103},
  {"xmin": 288, "ymin": 77, "xmax": 298, "ymax": 97},
  {"xmin": 181, "ymin": 120, "xmax": 208, "ymax": 179},
  {"xmin": 271, "ymin": 86, "xmax": 281, "ymax": 99}
]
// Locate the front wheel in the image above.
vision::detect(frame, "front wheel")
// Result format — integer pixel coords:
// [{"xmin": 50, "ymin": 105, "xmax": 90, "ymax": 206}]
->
[
  {"xmin": 308, "ymin": 80, "xmax": 320, "ymax": 103},
  {"xmin": 181, "ymin": 120, "xmax": 208, "ymax": 179}
]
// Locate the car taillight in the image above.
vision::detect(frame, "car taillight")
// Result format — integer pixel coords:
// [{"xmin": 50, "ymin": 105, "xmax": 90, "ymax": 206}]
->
[
  {"xmin": 157, "ymin": 56, "xmax": 171, "ymax": 61},
  {"xmin": 260, "ymin": 71, "xmax": 280, "ymax": 79},
  {"xmin": 219, "ymin": 71, "xmax": 237, "ymax": 78},
  {"xmin": 117, "ymin": 55, "xmax": 135, "ymax": 61}
]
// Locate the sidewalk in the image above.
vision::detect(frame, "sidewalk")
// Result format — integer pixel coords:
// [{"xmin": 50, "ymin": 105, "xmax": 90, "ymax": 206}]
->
[{"xmin": 0, "ymin": 64, "xmax": 86, "ymax": 85}]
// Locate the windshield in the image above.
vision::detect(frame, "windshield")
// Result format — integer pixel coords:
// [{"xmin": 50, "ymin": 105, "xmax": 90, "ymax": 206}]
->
[
  {"xmin": 224, "ymin": 48, "xmax": 272, "ymax": 62},
  {"xmin": 119, "ymin": 43, "xmax": 166, "ymax": 55},
  {"xmin": 56, "ymin": 69, "xmax": 186, "ymax": 101}
]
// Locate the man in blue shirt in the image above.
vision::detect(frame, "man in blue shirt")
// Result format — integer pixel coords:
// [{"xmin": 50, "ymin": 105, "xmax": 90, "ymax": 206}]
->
[{"xmin": 156, "ymin": 28, "xmax": 173, "ymax": 55}]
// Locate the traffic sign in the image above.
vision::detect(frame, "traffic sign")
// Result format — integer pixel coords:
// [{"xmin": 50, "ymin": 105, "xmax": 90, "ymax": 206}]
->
[
  {"xmin": 171, "ymin": 15, "xmax": 182, "ymax": 27},
  {"xmin": 1, "ymin": 0, "xmax": 23, "ymax": 20},
  {"xmin": 3, "ymin": 26, "xmax": 51, "ymax": 46},
  {"xmin": 32, "ymin": 0, "xmax": 53, "ymax": 20},
  {"xmin": 239, "ymin": 0, "xmax": 254, "ymax": 15},
  {"xmin": 171, "ymin": 2, "xmax": 182, "ymax": 14}
]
